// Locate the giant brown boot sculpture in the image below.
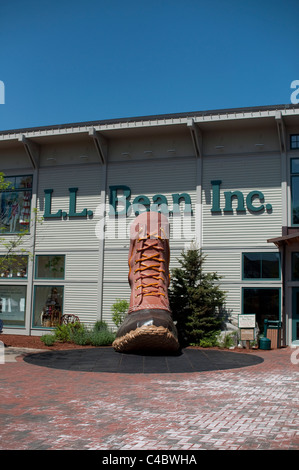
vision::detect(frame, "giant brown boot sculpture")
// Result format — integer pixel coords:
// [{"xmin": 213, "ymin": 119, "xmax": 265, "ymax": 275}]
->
[{"xmin": 112, "ymin": 211, "xmax": 179, "ymax": 353}]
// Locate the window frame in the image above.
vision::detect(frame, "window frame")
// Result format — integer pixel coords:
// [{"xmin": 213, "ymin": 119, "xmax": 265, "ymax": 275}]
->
[
  {"xmin": 242, "ymin": 252, "xmax": 281, "ymax": 281},
  {"xmin": 0, "ymin": 255, "xmax": 28, "ymax": 279},
  {"xmin": 0, "ymin": 284, "xmax": 27, "ymax": 328},
  {"xmin": 291, "ymin": 158, "xmax": 299, "ymax": 226},
  {"xmin": 0, "ymin": 174, "xmax": 33, "ymax": 234},
  {"xmin": 35, "ymin": 255, "xmax": 65, "ymax": 280},
  {"xmin": 242, "ymin": 287, "xmax": 281, "ymax": 333},
  {"xmin": 290, "ymin": 134, "xmax": 299, "ymax": 150},
  {"xmin": 32, "ymin": 284, "xmax": 64, "ymax": 329}
]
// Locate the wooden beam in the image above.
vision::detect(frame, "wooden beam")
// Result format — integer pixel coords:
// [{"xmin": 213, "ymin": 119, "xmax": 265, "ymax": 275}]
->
[
  {"xmin": 88, "ymin": 127, "xmax": 107, "ymax": 164},
  {"xmin": 187, "ymin": 119, "xmax": 202, "ymax": 159}
]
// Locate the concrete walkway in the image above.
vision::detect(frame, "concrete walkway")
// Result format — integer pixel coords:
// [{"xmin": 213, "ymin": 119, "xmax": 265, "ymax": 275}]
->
[{"xmin": 0, "ymin": 346, "xmax": 298, "ymax": 450}]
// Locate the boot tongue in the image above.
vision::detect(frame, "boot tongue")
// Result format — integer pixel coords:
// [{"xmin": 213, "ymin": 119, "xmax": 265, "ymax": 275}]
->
[{"xmin": 130, "ymin": 211, "xmax": 169, "ymax": 240}]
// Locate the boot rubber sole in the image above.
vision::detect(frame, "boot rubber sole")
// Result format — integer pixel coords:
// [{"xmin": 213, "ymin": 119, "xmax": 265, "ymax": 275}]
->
[{"xmin": 112, "ymin": 324, "xmax": 180, "ymax": 353}]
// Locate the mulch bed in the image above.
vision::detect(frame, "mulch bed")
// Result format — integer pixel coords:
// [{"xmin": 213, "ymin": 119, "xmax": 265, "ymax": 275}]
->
[
  {"xmin": 0, "ymin": 334, "xmax": 97, "ymax": 350},
  {"xmin": 1, "ymin": 334, "xmax": 259, "ymax": 353}
]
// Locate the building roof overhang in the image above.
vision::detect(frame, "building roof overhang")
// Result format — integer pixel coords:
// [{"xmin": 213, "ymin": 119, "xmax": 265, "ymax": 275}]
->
[
  {"xmin": 267, "ymin": 232, "xmax": 299, "ymax": 247},
  {"xmin": 0, "ymin": 103, "xmax": 299, "ymax": 144}
]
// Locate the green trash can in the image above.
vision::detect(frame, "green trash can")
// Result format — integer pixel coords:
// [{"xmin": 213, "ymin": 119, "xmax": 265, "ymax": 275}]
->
[{"xmin": 259, "ymin": 337, "xmax": 271, "ymax": 350}]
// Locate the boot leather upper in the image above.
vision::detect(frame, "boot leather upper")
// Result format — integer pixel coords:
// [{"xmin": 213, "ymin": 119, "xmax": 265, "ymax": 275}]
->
[{"xmin": 128, "ymin": 211, "xmax": 171, "ymax": 313}]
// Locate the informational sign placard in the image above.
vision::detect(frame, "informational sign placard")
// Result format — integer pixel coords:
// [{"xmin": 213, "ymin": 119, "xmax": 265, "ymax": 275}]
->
[{"xmin": 238, "ymin": 314, "xmax": 256, "ymax": 329}]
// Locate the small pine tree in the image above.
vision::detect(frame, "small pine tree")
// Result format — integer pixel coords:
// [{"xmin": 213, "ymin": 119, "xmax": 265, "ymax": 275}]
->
[{"xmin": 169, "ymin": 245, "xmax": 226, "ymax": 346}]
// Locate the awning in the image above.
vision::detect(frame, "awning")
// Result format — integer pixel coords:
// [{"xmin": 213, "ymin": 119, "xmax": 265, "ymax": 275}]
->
[{"xmin": 267, "ymin": 232, "xmax": 299, "ymax": 247}]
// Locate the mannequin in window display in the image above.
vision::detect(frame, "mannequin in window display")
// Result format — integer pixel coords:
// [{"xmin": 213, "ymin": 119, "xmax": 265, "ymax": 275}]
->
[{"xmin": 41, "ymin": 288, "xmax": 62, "ymax": 327}]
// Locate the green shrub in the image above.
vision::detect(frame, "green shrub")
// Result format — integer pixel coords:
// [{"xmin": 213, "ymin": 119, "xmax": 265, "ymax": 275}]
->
[
  {"xmin": 111, "ymin": 299, "xmax": 129, "ymax": 327},
  {"xmin": 41, "ymin": 334, "xmax": 56, "ymax": 346},
  {"xmin": 93, "ymin": 320, "xmax": 109, "ymax": 332},
  {"xmin": 68, "ymin": 324, "xmax": 90, "ymax": 345},
  {"xmin": 50, "ymin": 320, "xmax": 115, "ymax": 347},
  {"xmin": 89, "ymin": 329, "xmax": 116, "ymax": 346},
  {"xmin": 54, "ymin": 322, "xmax": 81, "ymax": 342},
  {"xmin": 68, "ymin": 322, "xmax": 116, "ymax": 346}
]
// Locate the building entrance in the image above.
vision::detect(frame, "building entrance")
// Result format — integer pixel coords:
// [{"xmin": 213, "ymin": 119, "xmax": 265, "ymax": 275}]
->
[{"xmin": 292, "ymin": 287, "xmax": 299, "ymax": 343}]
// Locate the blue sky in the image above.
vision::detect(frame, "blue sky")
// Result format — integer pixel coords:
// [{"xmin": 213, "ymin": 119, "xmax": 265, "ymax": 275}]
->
[{"xmin": 0, "ymin": 0, "xmax": 298, "ymax": 131}]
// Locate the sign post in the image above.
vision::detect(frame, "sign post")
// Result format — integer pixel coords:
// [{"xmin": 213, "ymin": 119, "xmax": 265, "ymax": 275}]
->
[{"xmin": 238, "ymin": 314, "xmax": 256, "ymax": 349}]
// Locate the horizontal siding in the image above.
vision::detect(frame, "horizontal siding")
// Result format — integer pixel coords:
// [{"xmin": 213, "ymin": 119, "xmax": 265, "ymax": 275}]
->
[
  {"xmin": 202, "ymin": 250, "xmax": 241, "ymax": 283},
  {"xmin": 202, "ymin": 153, "xmax": 282, "ymax": 248},
  {"xmin": 36, "ymin": 164, "xmax": 103, "ymax": 250},
  {"xmin": 64, "ymin": 283, "xmax": 99, "ymax": 325},
  {"xmin": 102, "ymin": 283, "xmax": 131, "ymax": 329},
  {"xmin": 65, "ymin": 252, "xmax": 99, "ymax": 282}
]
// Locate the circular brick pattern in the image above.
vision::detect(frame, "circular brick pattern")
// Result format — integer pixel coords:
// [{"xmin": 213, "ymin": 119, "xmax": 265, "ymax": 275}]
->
[{"xmin": 24, "ymin": 347, "xmax": 263, "ymax": 373}]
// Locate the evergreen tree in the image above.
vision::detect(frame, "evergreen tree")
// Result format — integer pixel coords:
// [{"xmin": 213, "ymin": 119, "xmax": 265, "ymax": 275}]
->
[{"xmin": 169, "ymin": 245, "xmax": 226, "ymax": 346}]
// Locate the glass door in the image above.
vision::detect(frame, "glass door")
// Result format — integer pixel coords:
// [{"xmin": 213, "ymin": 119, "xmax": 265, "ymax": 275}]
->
[{"xmin": 292, "ymin": 287, "xmax": 299, "ymax": 342}]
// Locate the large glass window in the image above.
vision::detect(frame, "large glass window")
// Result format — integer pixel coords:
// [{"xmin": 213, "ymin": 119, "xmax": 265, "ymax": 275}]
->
[
  {"xmin": 291, "ymin": 159, "xmax": 299, "ymax": 225},
  {"xmin": 243, "ymin": 288, "xmax": 280, "ymax": 333},
  {"xmin": 243, "ymin": 253, "xmax": 280, "ymax": 279},
  {"xmin": 33, "ymin": 285, "xmax": 64, "ymax": 328},
  {"xmin": 0, "ymin": 255, "xmax": 28, "ymax": 278},
  {"xmin": 0, "ymin": 175, "xmax": 33, "ymax": 233},
  {"xmin": 35, "ymin": 255, "xmax": 65, "ymax": 279},
  {"xmin": 0, "ymin": 285, "xmax": 26, "ymax": 327}
]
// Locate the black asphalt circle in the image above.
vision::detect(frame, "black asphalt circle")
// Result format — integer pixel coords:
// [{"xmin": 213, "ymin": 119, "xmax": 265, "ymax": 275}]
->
[{"xmin": 24, "ymin": 347, "xmax": 264, "ymax": 373}]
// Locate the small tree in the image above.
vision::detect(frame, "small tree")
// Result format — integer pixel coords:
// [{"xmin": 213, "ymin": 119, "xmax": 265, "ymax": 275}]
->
[
  {"xmin": 169, "ymin": 244, "xmax": 226, "ymax": 346},
  {"xmin": 111, "ymin": 298, "xmax": 129, "ymax": 328}
]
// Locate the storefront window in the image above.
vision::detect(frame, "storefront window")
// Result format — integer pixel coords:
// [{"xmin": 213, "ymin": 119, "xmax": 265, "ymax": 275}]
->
[
  {"xmin": 0, "ymin": 255, "xmax": 28, "ymax": 278},
  {"xmin": 243, "ymin": 253, "xmax": 280, "ymax": 279},
  {"xmin": 35, "ymin": 255, "xmax": 65, "ymax": 279},
  {"xmin": 291, "ymin": 159, "xmax": 299, "ymax": 225},
  {"xmin": 0, "ymin": 285, "xmax": 26, "ymax": 327},
  {"xmin": 0, "ymin": 175, "xmax": 33, "ymax": 233},
  {"xmin": 33, "ymin": 286, "xmax": 64, "ymax": 328},
  {"xmin": 243, "ymin": 288, "xmax": 280, "ymax": 333}
]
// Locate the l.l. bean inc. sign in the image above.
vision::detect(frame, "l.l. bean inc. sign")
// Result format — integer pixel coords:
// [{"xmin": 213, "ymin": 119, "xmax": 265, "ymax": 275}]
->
[{"xmin": 43, "ymin": 181, "xmax": 272, "ymax": 218}]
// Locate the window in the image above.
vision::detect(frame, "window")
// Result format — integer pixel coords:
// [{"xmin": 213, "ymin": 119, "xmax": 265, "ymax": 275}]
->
[
  {"xmin": 32, "ymin": 285, "xmax": 64, "ymax": 328},
  {"xmin": 35, "ymin": 255, "xmax": 65, "ymax": 279},
  {"xmin": 0, "ymin": 255, "xmax": 28, "ymax": 278},
  {"xmin": 292, "ymin": 253, "xmax": 299, "ymax": 280},
  {"xmin": 291, "ymin": 159, "xmax": 299, "ymax": 225},
  {"xmin": 0, "ymin": 285, "xmax": 26, "ymax": 327},
  {"xmin": 0, "ymin": 175, "xmax": 33, "ymax": 233},
  {"xmin": 243, "ymin": 253, "xmax": 280, "ymax": 279},
  {"xmin": 243, "ymin": 288, "xmax": 280, "ymax": 333},
  {"xmin": 291, "ymin": 134, "xmax": 299, "ymax": 149}
]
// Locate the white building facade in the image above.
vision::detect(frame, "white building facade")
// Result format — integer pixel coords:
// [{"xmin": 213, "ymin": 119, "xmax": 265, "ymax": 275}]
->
[{"xmin": 0, "ymin": 104, "xmax": 299, "ymax": 346}]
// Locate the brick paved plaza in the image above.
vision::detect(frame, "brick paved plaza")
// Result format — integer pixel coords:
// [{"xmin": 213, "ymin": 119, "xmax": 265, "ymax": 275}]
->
[{"xmin": 0, "ymin": 346, "xmax": 298, "ymax": 450}]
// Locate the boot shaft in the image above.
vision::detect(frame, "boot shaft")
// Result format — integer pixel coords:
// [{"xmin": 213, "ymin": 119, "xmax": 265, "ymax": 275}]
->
[{"xmin": 128, "ymin": 211, "xmax": 170, "ymax": 313}]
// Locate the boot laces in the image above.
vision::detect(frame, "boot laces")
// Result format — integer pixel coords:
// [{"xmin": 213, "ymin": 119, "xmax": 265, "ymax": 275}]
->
[{"xmin": 134, "ymin": 230, "xmax": 168, "ymax": 298}]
